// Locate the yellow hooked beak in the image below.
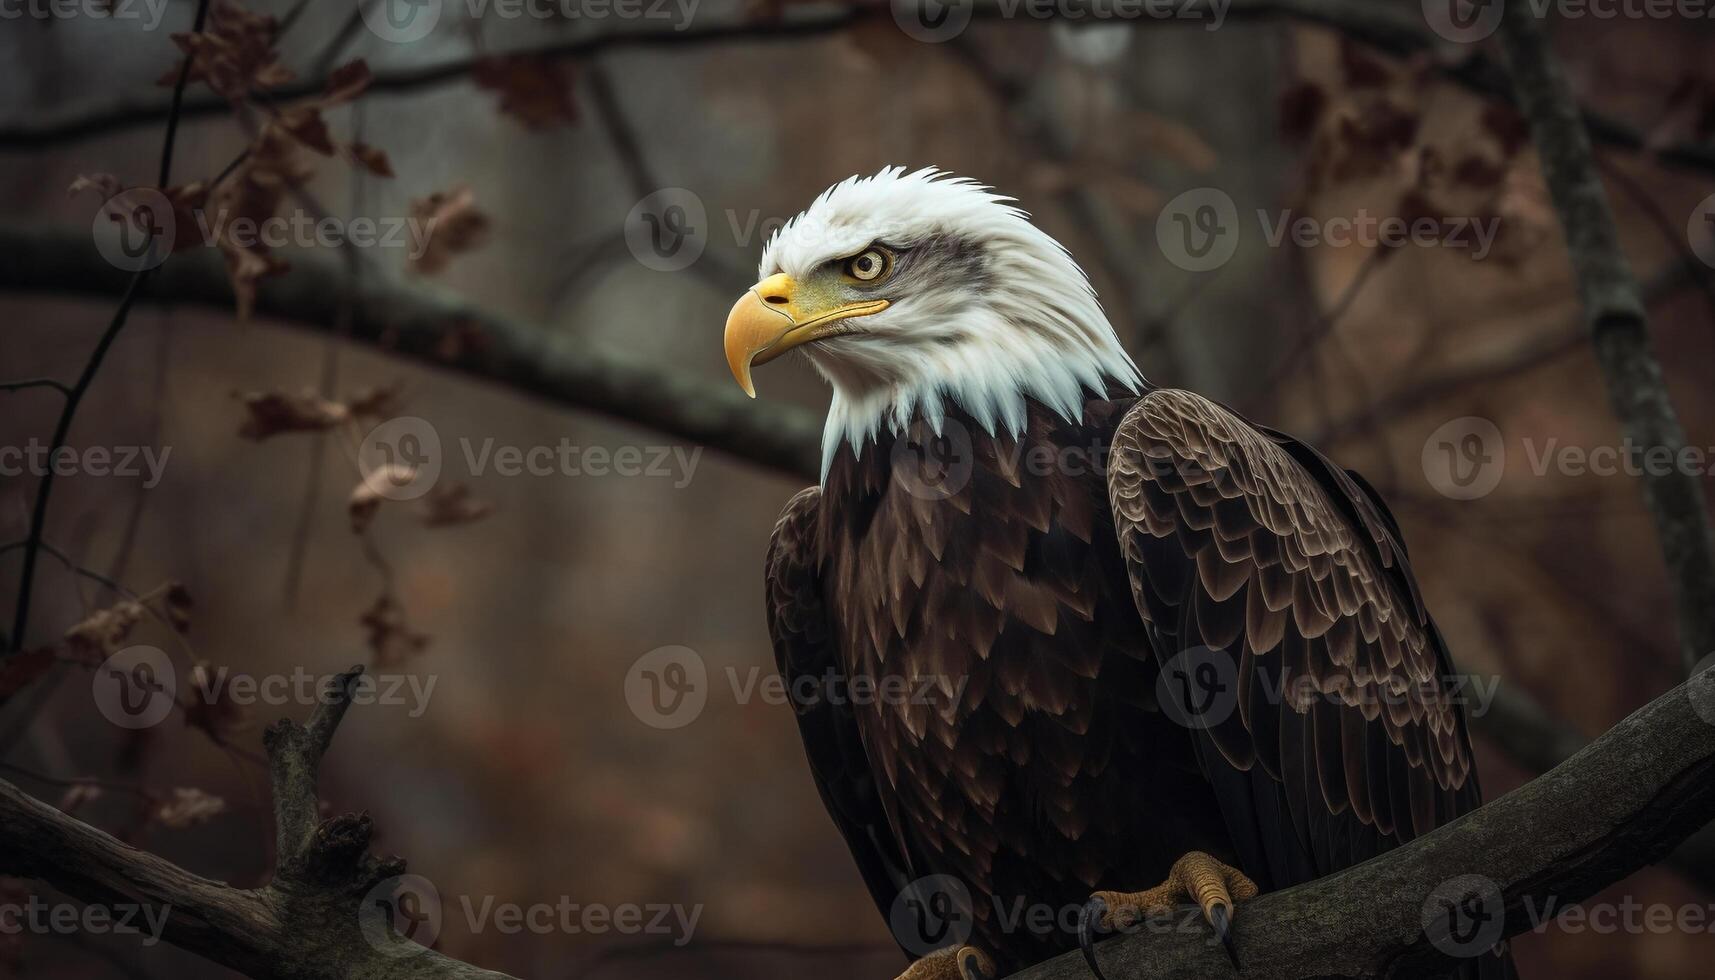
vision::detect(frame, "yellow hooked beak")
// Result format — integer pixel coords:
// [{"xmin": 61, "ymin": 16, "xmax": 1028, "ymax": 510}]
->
[{"xmin": 724, "ymin": 272, "xmax": 889, "ymax": 397}]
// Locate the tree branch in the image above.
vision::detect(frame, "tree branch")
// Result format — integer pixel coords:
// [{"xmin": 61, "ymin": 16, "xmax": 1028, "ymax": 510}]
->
[
  {"xmin": 1015, "ymin": 670, "xmax": 1715, "ymax": 979},
  {"xmin": 0, "ymin": 666, "xmax": 517, "ymax": 980},
  {"xmin": 7, "ymin": 0, "xmax": 1713, "ymax": 180},
  {"xmin": 0, "ymin": 223, "xmax": 824, "ymax": 481},
  {"xmin": 1498, "ymin": 7, "xmax": 1715, "ymax": 674}
]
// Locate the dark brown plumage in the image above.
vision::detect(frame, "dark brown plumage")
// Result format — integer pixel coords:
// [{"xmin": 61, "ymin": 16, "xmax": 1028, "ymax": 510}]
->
[{"xmin": 765, "ymin": 386, "xmax": 1497, "ymax": 975}]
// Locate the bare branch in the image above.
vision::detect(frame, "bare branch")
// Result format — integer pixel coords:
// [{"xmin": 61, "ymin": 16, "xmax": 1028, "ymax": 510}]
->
[
  {"xmin": 0, "ymin": 222, "xmax": 824, "ymax": 481},
  {"xmin": 1498, "ymin": 6, "xmax": 1715, "ymax": 674}
]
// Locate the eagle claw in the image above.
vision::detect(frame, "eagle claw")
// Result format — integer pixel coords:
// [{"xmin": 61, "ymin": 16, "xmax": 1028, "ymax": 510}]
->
[{"xmin": 1077, "ymin": 896, "xmax": 1110, "ymax": 980}]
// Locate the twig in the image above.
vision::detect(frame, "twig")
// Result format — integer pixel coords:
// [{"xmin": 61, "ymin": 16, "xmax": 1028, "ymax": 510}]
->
[{"xmin": 1499, "ymin": 4, "xmax": 1715, "ymax": 674}]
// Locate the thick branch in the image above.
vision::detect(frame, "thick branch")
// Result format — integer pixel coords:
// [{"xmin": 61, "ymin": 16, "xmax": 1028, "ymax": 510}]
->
[
  {"xmin": 1499, "ymin": 8, "xmax": 1715, "ymax": 673},
  {"xmin": 0, "ymin": 665, "xmax": 516, "ymax": 980},
  {"xmin": 0, "ymin": 223, "xmax": 823, "ymax": 481},
  {"xmin": 1015, "ymin": 671, "xmax": 1715, "ymax": 979}
]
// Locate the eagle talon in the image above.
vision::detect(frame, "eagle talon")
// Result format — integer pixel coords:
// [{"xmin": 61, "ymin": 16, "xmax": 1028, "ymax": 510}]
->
[
  {"xmin": 1082, "ymin": 852, "xmax": 1255, "ymax": 977},
  {"xmin": 895, "ymin": 944, "xmax": 997, "ymax": 980},
  {"xmin": 1077, "ymin": 896, "xmax": 1110, "ymax": 980}
]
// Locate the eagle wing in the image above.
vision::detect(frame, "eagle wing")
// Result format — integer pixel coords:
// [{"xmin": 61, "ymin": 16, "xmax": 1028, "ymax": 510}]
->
[
  {"xmin": 1106, "ymin": 389, "xmax": 1481, "ymax": 888},
  {"xmin": 765, "ymin": 486, "xmax": 913, "ymax": 933}
]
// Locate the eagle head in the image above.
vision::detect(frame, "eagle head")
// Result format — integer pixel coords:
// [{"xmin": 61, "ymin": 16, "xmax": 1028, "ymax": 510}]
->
[{"xmin": 724, "ymin": 166, "xmax": 1142, "ymax": 477}]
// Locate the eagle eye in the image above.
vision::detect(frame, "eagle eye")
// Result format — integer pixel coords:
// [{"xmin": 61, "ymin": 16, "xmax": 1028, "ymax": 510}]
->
[{"xmin": 845, "ymin": 247, "xmax": 890, "ymax": 283}]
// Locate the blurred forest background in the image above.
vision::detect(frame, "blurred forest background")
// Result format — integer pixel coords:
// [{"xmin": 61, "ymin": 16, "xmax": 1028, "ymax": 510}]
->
[{"xmin": 2, "ymin": 0, "xmax": 1714, "ymax": 977}]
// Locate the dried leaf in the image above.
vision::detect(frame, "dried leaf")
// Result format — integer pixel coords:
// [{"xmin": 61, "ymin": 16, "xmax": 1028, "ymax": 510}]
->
[
  {"xmin": 57, "ymin": 783, "xmax": 103, "ymax": 813},
  {"xmin": 236, "ymin": 388, "xmax": 349, "ymax": 439},
  {"xmin": 360, "ymin": 594, "xmax": 430, "ymax": 667},
  {"xmin": 63, "ymin": 600, "xmax": 147, "ymax": 662},
  {"xmin": 67, "ymin": 173, "xmax": 124, "ymax": 200},
  {"xmin": 1339, "ymin": 37, "xmax": 1393, "ymax": 89},
  {"xmin": 163, "ymin": 582, "xmax": 193, "ymax": 633},
  {"xmin": 349, "ymin": 465, "xmax": 416, "ymax": 533},
  {"xmin": 1278, "ymin": 82, "xmax": 1327, "ymax": 145},
  {"xmin": 348, "ymin": 141, "xmax": 395, "ymax": 178},
  {"xmin": 473, "ymin": 55, "xmax": 578, "ymax": 130},
  {"xmin": 161, "ymin": 0, "xmax": 293, "ymax": 102},
  {"xmin": 184, "ymin": 661, "xmax": 250, "ymax": 740},
  {"xmin": 155, "ymin": 787, "xmax": 227, "ymax": 829},
  {"xmin": 0, "ymin": 648, "xmax": 55, "ymax": 698},
  {"xmin": 409, "ymin": 184, "xmax": 491, "ymax": 275},
  {"xmin": 417, "ymin": 484, "xmax": 493, "ymax": 528}
]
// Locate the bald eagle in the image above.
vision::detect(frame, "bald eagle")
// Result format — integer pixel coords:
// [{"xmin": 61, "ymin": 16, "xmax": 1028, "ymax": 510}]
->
[{"xmin": 725, "ymin": 168, "xmax": 1505, "ymax": 980}]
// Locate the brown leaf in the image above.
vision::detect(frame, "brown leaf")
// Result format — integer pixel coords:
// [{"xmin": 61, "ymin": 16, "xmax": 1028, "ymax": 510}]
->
[
  {"xmin": 184, "ymin": 661, "xmax": 250, "ymax": 740},
  {"xmin": 360, "ymin": 594, "xmax": 430, "ymax": 668},
  {"xmin": 473, "ymin": 55, "xmax": 579, "ymax": 130},
  {"xmin": 57, "ymin": 783, "xmax": 103, "ymax": 814},
  {"xmin": 409, "ymin": 184, "xmax": 491, "ymax": 275},
  {"xmin": 1278, "ymin": 82, "xmax": 1327, "ymax": 145},
  {"xmin": 320, "ymin": 60, "xmax": 373, "ymax": 106},
  {"xmin": 161, "ymin": 0, "xmax": 293, "ymax": 102},
  {"xmin": 163, "ymin": 582, "xmax": 193, "ymax": 633},
  {"xmin": 155, "ymin": 787, "xmax": 227, "ymax": 829},
  {"xmin": 236, "ymin": 388, "xmax": 349, "ymax": 439},
  {"xmin": 0, "ymin": 648, "xmax": 55, "ymax": 698},
  {"xmin": 348, "ymin": 141, "xmax": 395, "ymax": 178},
  {"xmin": 348, "ymin": 465, "xmax": 420, "ymax": 533},
  {"xmin": 1339, "ymin": 37, "xmax": 1393, "ymax": 89},
  {"xmin": 417, "ymin": 484, "xmax": 494, "ymax": 528},
  {"xmin": 63, "ymin": 600, "xmax": 148, "ymax": 662},
  {"xmin": 67, "ymin": 173, "xmax": 124, "ymax": 200}
]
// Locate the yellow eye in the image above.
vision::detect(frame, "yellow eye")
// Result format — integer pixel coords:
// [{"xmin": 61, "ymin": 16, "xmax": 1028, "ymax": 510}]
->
[{"xmin": 846, "ymin": 248, "xmax": 888, "ymax": 282}]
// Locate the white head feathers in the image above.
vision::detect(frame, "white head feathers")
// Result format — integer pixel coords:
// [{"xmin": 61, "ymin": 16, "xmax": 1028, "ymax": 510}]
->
[{"xmin": 757, "ymin": 167, "xmax": 1142, "ymax": 478}]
